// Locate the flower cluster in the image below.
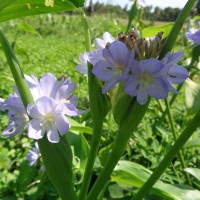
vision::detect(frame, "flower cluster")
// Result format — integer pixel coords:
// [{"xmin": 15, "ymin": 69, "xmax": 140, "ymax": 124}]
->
[
  {"xmin": 26, "ymin": 142, "xmax": 40, "ymax": 166},
  {"xmin": 185, "ymin": 28, "xmax": 200, "ymax": 45},
  {"xmin": 76, "ymin": 31, "xmax": 188, "ymax": 105},
  {"xmin": 0, "ymin": 73, "xmax": 81, "ymax": 143},
  {"xmin": 26, "ymin": 142, "xmax": 44, "ymax": 170}
]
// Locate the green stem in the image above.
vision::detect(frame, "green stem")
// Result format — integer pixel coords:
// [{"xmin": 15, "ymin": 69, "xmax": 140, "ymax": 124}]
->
[
  {"xmin": 158, "ymin": 84, "xmax": 183, "ymax": 125},
  {"xmin": 78, "ymin": 9, "xmax": 109, "ymax": 200},
  {"xmin": 0, "ymin": 29, "xmax": 34, "ymax": 106},
  {"xmin": 165, "ymin": 99, "xmax": 192, "ymax": 186},
  {"xmin": 78, "ymin": 120, "xmax": 103, "ymax": 199},
  {"xmin": 132, "ymin": 110, "xmax": 200, "ymax": 200},
  {"xmin": 86, "ymin": 129, "xmax": 133, "ymax": 200},
  {"xmin": 126, "ymin": 0, "xmax": 137, "ymax": 34},
  {"xmin": 78, "ymin": 8, "xmax": 91, "ymax": 52},
  {"xmin": 86, "ymin": 99, "xmax": 150, "ymax": 200},
  {"xmin": 158, "ymin": 0, "xmax": 197, "ymax": 59}
]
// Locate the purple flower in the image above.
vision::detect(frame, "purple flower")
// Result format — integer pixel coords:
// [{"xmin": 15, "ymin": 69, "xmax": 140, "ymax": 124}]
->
[
  {"xmin": 0, "ymin": 73, "xmax": 81, "ymax": 141},
  {"xmin": 26, "ymin": 142, "xmax": 40, "ymax": 166},
  {"xmin": 185, "ymin": 28, "xmax": 200, "ymax": 45},
  {"xmin": 161, "ymin": 51, "xmax": 189, "ymax": 84},
  {"xmin": 0, "ymin": 95, "xmax": 29, "ymax": 137},
  {"xmin": 76, "ymin": 32, "xmax": 115, "ymax": 75},
  {"xmin": 95, "ymin": 31, "xmax": 115, "ymax": 50},
  {"xmin": 0, "ymin": 74, "xmax": 41, "ymax": 137},
  {"xmin": 125, "ymin": 58, "xmax": 177, "ymax": 105},
  {"xmin": 93, "ymin": 40, "xmax": 134, "ymax": 93},
  {"xmin": 27, "ymin": 96, "xmax": 69, "ymax": 143},
  {"xmin": 76, "ymin": 50, "xmax": 103, "ymax": 75},
  {"xmin": 37, "ymin": 73, "xmax": 79, "ymax": 116}
]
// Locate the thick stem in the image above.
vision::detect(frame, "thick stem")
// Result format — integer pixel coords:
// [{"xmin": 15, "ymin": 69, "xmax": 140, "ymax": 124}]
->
[
  {"xmin": 78, "ymin": 9, "xmax": 109, "ymax": 199},
  {"xmin": 86, "ymin": 129, "xmax": 133, "ymax": 200},
  {"xmin": 78, "ymin": 120, "xmax": 103, "ymax": 200},
  {"xmin": 86, "ymin": 99, "xmax": 150, "ymax": 200}
]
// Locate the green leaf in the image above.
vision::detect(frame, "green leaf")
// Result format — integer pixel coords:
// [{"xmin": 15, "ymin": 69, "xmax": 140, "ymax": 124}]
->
[
  {"xmin": 0, "ymin": 0, "xmax": 83, "ymax": 23},
  {"xmin": 108, "ymin": 183, "xmax": 124, "ymax": 199},
  {"xmin": 17, "ymin": 23, "xmax": 41, "ymax": 37},
  {"xmin": 16, "ymin": 160, "xmax": 37, "ymax": 192},
  {"xmin": 69, "ymin": 0, "xmax": 84, "ymax": 7},
  {"xmin": 68, "ymin": 118, "xmax": 93, "ymax": 135},
  {"xmin": 66, "ymin": 131, "xmax": 89, "ymax": 176},
  {"xmin": 142, "ymin": 23, "xmax": 173, "ymax": 38},
  {"xmin": 185, "ymin": 78, "xmax": 200, "ymax": 114},
  {"xmin": 112, "ymin": 161, "xmax": 200, "ymax": 200},
  {"xmin": 184, "ymin": 168, "xmax": 200, "ymax": 181},
  {"xmin": 38, "ymin": 135, "xmax": 78, "ymax": 199},
  {"xmin": 126, "ymin": 0, "xmax": 138, "ymax": 33},
  {"xmin": 184, "ymin": 138, "xmax": 200, "ymax": 148}
]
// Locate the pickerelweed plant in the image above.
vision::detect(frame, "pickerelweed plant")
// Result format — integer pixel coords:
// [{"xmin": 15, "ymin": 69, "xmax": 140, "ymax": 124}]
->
[{"xmin": 0, "ymin": 0, "xmax": 200, "ymax": 200}]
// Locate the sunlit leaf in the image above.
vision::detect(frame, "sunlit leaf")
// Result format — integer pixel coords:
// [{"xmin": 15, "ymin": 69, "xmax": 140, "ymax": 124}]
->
[
  {"xmin": 184, "ymin": 138, "xmax": 200, "ymax": 148},
  {"xmin": 0, "ymin": 0, "xmax": 84, "ymax": 23},
  {"xmin": 66, "ymin": 132, "xmax": 89, "ymax": 181},
  {"xmin": 185, "ymin": 78, "xmax": 200, "ymax": 114},
  {"xmin": 142, "ymin": 23, "xmax": 173, "ymax": 38},
  {"xmin": 68, "ymin": 118, "xmax": 93, "ymax": 135},
  {"xmin": 112, "ymin": 161, "xmax": 200, "ymax": 200},
  {"xmin": 184, "ymin": 168, "xmax": 200, "ymax": 181},
  {"xmin": 17, "ymin": 24, "xmax": 41, "ymax": 37}
]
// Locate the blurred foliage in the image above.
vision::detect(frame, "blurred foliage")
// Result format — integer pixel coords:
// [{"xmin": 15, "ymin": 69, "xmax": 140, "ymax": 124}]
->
[{"xmin": 84, "ymin": 0, "xmax": 200, "ymax": 22}]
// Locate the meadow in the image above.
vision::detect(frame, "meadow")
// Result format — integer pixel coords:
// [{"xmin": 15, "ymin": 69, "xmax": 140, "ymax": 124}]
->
[{"xmin": 0, "ymin": 6, "xmax": 200, "ymax": 200}]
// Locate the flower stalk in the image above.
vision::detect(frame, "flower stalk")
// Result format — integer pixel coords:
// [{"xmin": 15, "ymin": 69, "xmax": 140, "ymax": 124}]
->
[
  {"xmin": 164, "ymin": 99, "xmax": 192, "ymax": 186},
  {"xmin": 86, "ymin": 98, "xmax": 150, "ymax": 200},
  {"xmin": 78, "ymin": 9, "xmax": 110, "ymax": 200}
]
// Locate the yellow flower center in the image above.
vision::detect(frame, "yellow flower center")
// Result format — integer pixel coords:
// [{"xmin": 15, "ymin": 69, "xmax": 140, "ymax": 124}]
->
[
  {"xmin": 140, "ymin": 73, "xmax": 151, "ymax": 88},
  {"xmin": 40, "ymin": 114, "xmax": 53, "ymax": 128}
]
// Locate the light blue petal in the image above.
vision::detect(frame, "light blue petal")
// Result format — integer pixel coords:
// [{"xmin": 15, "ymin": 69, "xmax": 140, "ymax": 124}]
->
[
  {"xmin": 2, "ymin": 119, "xmax": 27, "ymax": 137},
  {"xmin": 137, "ymin": 87, "xmax": 148, "ymax": 105},
  {"xmin": 107, "ymin": 41, "xmax": 129, "ymax": 67},
  {"xmin": 27, "ymin": 104, "xmax": 42, "ymax": 118},
  {"xmin": 124, "ymin": 76, "xmax": 140, "ymax": 97},
  {"xmin": 147, "ymin": 78, "xmax": 169, "ymax": 99},
  {"xmin": 168, "ymin": 65, "xmax": 189, "ymax": 84},
  {"xmin": 28, "ymin": 119, "xmax": 45, "ymax": 140},
  {"xmin": 102, "ymin": 76, "xmax": 119, "ymax": 93},
  {"xmin": 63, "ymin": 103, "xmax": 78, "ymax": 116},
  {"xmin": 95, "ymin": 31, "xmax": 115, "ymax": 49},
  {"xmin": 93, "ymin": 60, "xmax": 117, "ymax": 81},
  {"xmin": 76, "ymin": 63, "xmax": 88, "ymax": 75},
  {"xmin": 47, "ymin": 125, "xmax": 60, "ymax": 143},
  {"xmin": 55, "ymin": 85, "xmax": 69, "ymax": 100},
  {"xmin": 39, "ymin": 73, "xmax": 58, "ymax": 97},
  {"xmin": 140, "ymin": 58, "xmax": 163, "ymax": 74},
  {"xmin": 36, "ymin": 96, "xmax": 57, "ymax": 115},
  {"xmin": 54, "ymin": 114, "xmax": 70, "ymax": 136}
]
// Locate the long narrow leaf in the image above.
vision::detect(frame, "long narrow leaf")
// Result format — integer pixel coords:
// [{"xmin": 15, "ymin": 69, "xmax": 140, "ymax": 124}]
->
[{"xmin": 112, "ymin": 161, "xmax": 200, "ymax": 200}]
